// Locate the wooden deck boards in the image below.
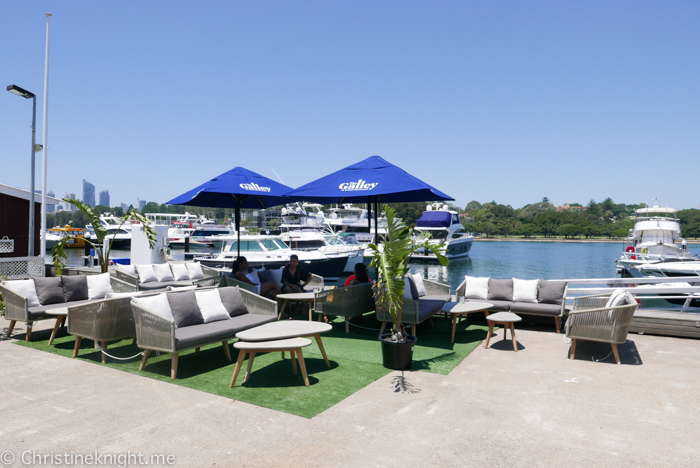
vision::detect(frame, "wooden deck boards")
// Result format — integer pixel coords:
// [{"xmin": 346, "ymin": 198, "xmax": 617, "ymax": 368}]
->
[{"xmin": 629, "ymin": 309, "xmax": 700, "ymax": 339}]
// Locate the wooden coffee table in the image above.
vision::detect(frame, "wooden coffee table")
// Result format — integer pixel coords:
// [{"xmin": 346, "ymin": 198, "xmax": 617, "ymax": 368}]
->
[
  {"xmin": 236, "ymin": 321, "xmax": 332, "ymax": 368},
  {"xmin": 230, "ymin": 337, "xmax": 312, "ymax": 387},
  {"xmin": 484, "ymin": 312, "xmax": 522, "ymax": 352},
  {"xmin": 442, "ymin": 301, "xmax": 493, "ymax": 344},
  {"xmin": 45, "ymin": 307, "xmax": 69, "ymax": 346},
  {"xmin": 277, "ymin": 292, "xmax": 316, "ymax": 321}
]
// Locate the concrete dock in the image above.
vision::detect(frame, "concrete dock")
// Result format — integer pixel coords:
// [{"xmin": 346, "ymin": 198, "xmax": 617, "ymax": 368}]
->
[{"xmin": 1, "ymin": 319, "xmax": 698, "ymax": 467}]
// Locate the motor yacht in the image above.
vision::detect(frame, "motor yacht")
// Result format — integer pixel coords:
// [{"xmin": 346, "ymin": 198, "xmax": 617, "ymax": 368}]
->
[
  {"xmin": 193, "ymin": 234, "xmax": 347, "ymax": 280},
  {"xmin": 85, "ymin": 214, "xmax": 132, "ymax": 248},
  {"xmin": 410, "ymin": 203, "xmax": 474, "ymax": 263},
  {"xmin": 616, "ymin": 199, "xmax": 693, "ymax": 278},
  {"xmin": 325, "ymin": 204, "xmax": 388, "ymax": 243}
]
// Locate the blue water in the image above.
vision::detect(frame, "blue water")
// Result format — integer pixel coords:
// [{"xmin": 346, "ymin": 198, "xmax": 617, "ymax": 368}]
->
[{"xmin": 408, "ymin": 241, "xmax": 700, "ymax": 293}]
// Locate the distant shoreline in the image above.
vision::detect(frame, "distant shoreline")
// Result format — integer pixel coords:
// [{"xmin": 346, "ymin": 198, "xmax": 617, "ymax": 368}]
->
[{"xmin": 474, "ymin": 237, "xmax": 700, "ymax": 244}]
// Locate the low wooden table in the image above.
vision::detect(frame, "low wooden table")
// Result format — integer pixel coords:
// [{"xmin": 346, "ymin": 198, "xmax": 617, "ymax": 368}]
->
[
  {"xmin": 230, "ymin": 337, "xmax": 312, "ymax": 387},
  {"xmin": 442, "ymin": 301, "xmax": 493, "ymax": 344},
  {"xmin": 277, "ymin": 292, "xmax": 316, "ymax": 321},
  {"xmin": 484, "ymin": 311, "xmax": 522, "ymax": 352},
  {"xmin": 236, "ymin": 321, "xmax": 332, "ymax": 368},
  {"xmin": 45, "ymin": 307, "xmax": 69, "ymax": 346}
]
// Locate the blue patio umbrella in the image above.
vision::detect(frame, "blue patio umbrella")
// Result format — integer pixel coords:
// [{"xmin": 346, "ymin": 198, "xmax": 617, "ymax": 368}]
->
[
  {"xmin": 166, "ymin": 167, "xmax": 293, "ymax": 257},
  {"xmin": 287, "ymin": 155, "xmax": 454, "ymax": 243}
]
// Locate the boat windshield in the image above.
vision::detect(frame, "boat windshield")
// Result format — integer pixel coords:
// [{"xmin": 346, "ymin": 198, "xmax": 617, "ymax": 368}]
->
[
  {"xmin": 228, "ymin": 240, "xmax": 264, "ymax": 252},
  {"xmin": 325, "ymin": 237, "xmax": 343, "ymax": 246},
  {"xmin": 261, "ymin": 239, "xmax": 286, "ymax": 250}
]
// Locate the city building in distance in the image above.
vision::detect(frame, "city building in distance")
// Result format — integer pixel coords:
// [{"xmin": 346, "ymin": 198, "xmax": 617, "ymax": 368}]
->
[
  {"xmin": 83, "ymin": 180, "xmax": 96, "ymax": 208},
  {"xmin": 99, "ymin": 190, "xmax": 110, "ymax": 207}
]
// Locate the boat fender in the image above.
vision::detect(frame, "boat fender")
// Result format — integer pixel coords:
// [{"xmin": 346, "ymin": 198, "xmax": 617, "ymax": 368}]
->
[{"xmin": 626, "ymin": 245, "xmax": 636, "ymax": 260}]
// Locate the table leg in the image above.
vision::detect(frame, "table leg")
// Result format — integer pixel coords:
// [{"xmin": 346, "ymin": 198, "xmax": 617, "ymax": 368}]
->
[
  {"xmin": 244, "ymin": 351, "xmax": 256, "ymax": 382},
  {"xmin": 278, "ymin": 300, "xmax": 289, "ymax": 320},
  {"xmin": 297, "ymin": 348, "xmax": 310, "ymax": 386},
  {"xmin": 49, "ymin": 316, "xmax": 64, "ymax": 346},
  {"xmin": 484, "ymin": 322, "xmax": 494, "ymax": 349},
  {"xmin": 230, "ymin": 349, "xmax": 247, "ymax": 387},
  {"xmin": 503, "ymin": 322, "xmax": 508, "ymax": 341},
  {"xmin": 290, "ymin": 350, "xmax": 297, "ymax": 375},
  {"xmin": 308, "ymin": 301, "xmax": 312, "ymax": 321},
  {"xmin": 314, "ymin": 334, "xmax": 331, "ymax": 368}
]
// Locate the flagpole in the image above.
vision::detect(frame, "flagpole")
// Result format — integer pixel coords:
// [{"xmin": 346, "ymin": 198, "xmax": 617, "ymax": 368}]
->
[{"xmin": 40, "ymin": 12, "xmax": 52, "ymax": 262}]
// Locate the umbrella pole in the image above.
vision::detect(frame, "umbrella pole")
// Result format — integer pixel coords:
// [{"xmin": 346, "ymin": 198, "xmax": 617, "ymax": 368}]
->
[
  {"xmin": 235, "ymin": 200, "xmax": 241, "ymax": 258},
  {"xmin": 367, "ymin": 200, "xmax": 371, "ymax": 240}
]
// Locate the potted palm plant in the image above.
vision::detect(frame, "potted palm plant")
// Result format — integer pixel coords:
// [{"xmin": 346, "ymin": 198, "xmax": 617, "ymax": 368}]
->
[
  {"xmin": 52, "ymin": 198, "xmax": 157, "ymax": 275},
  {"xmin": 368, "ymin": 204, "xmax": 448, "ymax": 370}
]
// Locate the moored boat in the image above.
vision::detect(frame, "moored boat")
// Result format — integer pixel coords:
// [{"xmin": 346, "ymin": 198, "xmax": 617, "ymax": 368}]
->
[{"xmin": 410, "ymin": 203, "xmax": 473, "ymax": 263}]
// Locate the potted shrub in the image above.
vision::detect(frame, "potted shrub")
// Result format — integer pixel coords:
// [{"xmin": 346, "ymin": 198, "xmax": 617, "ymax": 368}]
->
[
  {"xmin": 368, "ymin": 204, "xmax": 448, "ymax": 370},
  {"xmin": 52, "ymin": 198, "xmax": 156, "ymax": 275}
]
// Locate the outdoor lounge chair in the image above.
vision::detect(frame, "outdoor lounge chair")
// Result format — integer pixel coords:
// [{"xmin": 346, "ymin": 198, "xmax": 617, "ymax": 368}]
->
[
  {"xmin": 565, "ymin": 291, "xmax": 638, "ymax": 364},
  {"xmin": 314, "ymin": 282, "xmax": 375, "ymax": 333}
]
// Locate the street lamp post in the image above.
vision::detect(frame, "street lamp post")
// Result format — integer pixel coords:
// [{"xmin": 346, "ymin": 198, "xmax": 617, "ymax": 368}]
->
[{"xmin": 7, "ymin": 84, "xmax": 37, "ymax": 257}]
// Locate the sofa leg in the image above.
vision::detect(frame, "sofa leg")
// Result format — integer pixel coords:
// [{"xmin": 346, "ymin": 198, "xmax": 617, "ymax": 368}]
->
[
  {"xmin": 345, "ymin": 319, "xmax": 350, "ymax": 334},
  {"xmin": 171, "ymin": 353, "xmax": 179, "ymax": 379},
  {"xmin": 412, "ymin": 323, "xmax": 417, "ymax": 339},
  {"xmin": 101, "ymin": 341, "xmax": 108, "ymax": 364},
  {"xmin": 25, "ymin": 321, "xmax": 33, "ymax": 342},
  {"xmin": 555, "ymin": 317, "xmax": 561, "ymax": 334},
  {"xmin": 569, "ymin": 339, "xmax": 577, "ymax": 360},
  {"xmin": 379, "ymin": 322, "xmax": 387, "ymax": 336},
  {"xmin": 194, "ymin": 347, "xmax": 200, "ymax": 356},
  {"xmin": 222, "ymin": 341, "xmax": 231, "ymax": 361},
  {"xmin": 73, "ymin": 336, "xmax": 82, "ymax": 358},
  {"xmin": 429, "ymin": 317, "xmax": 434, "ymax": 328},
  {"xmin": 139, "ymin": 349, "xmax": 151, "ymax": 370},
  {"xmin": 611, "ymin": 343, "xmax": 621, "ymax": 365},
  {"xmin": 6, "ymin": 320, "xmax": 16, "ymax": 338}
]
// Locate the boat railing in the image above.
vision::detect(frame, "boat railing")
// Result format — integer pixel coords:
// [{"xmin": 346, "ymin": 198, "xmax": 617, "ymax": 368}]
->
[{"xmin": 562, "ymin": 276, "xmax": 700, "ymax": 311}]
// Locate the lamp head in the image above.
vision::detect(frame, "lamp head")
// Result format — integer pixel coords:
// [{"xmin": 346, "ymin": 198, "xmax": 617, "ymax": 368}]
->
[{"xmin": 7, "ymin": 85, "xmax": 35, "ymax": 99}]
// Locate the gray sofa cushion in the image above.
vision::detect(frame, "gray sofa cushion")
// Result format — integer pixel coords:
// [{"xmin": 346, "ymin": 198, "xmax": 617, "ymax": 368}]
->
[
  {"xmin": 417, "ymin": 299, "xmax": 445, "ymax": 322},
  {"xmin": 166, "ymin": 291, "xmax": 204, "ymax": 327},
  {"xmin": 510, "ymin": 302, "xmax": 562, "ymax": 317},
  {"xmin": 419, "ymin": 294, "xmax": 452, "ymax": 303},
  {"xmin": 32, "ymin": 277, "xmax": 66, "ymax": 305},
  {"xmin": 538, "ymin": 280, "xmax": 567, "ymax": 305},
  {"xmin": 61, "ymin": 275, "xmax": 88, "ymax": 302},
  {"xmin": 257, "ymin": 269, "xmax": 274, "ymax": 284},
  {"xmin": 174, "ymin": 313, "xmax": 276, "ymax": 350},
  {"xmin": 488, "ymin": 279, "xmax": 513, "ymax": 302},
  {"xmin": 405, "ymin": 276, "xmax": 420, "ymax": 300},
  {"xmin": 138, "ymin": 280, "xmax": 193, "ymax": 291},
  {"xmin": 218, "ymin": 286, "xmax": 248, "ymax": 317}
]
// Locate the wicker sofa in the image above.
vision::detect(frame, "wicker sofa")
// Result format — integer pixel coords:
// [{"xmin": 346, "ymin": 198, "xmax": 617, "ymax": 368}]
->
[
  {"xmin": 456, "ymin": 277, "xmax": 568, "ymax": 333},
  {"xmin": 130, "ymin": 286, "xmax": 278, "ymax": 379},
  {"xmin": 374, "ymin": 276, "xmax": 452, "ymax": 337},
  {"xmin": 1, "ymin": 273, "xmax": 135, "ymax": 341},
  {"xmin": 219, "ymin": 270, "xmax": 324, "ymax": 294},
  {"xmin": 114, "ymin": 261, "xmax": 221, "ymax": 291},
  {"xmin": 314, "ymin": 282, "xmax": 376, "ymax": 333}
]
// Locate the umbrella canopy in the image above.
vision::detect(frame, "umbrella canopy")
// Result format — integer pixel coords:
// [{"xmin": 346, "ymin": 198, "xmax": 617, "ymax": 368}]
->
[
  {"xmin": 286, "ymin": 155, "xmax": 454, "ymax": 243},
  {"xmin": 166, "ymin": 167, "xmax": 293, "ymax": 257}
]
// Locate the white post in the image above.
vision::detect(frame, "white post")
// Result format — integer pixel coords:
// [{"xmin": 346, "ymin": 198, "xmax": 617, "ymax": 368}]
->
[{"xmin": 40, "ymin": 12, "xmax": 52, "ymax": 262}]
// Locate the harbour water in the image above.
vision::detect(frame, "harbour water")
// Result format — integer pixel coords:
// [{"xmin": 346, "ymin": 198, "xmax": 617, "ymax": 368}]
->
[{"xmin": 60, "ymin": 241, "xmax": 700, "ymax": 292}]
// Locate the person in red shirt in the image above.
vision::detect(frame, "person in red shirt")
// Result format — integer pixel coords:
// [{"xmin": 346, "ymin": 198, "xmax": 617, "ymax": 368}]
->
[{"xmin": 344, "ymin": 263, "xmax": 372, "ymax": 287}]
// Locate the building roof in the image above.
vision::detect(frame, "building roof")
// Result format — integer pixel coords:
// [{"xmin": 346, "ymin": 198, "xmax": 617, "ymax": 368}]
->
[{"xmin": 0, "ymin": 183, "xmax": 60, "ymax": 204}]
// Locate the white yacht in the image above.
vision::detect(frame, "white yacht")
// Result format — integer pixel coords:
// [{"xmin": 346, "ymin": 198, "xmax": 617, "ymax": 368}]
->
[
  {"xmin": 193, "ymin": 234, "xmax": 347, "ymax": 280},
  {"xmin": 85, "ymin": 214, "xmax": 132, "ymax": 248},
  {"xmin": 616, "ymin": 199, "xmax": 693, "ymax": 278},
  {"xmin": 145, "ymin": 212, "xmax": 236, "ymax": 248},
  {"xmin": 325, "ymin": 204, "xmax": 388, "ymax": 243},
  {"xmin": 410, "ymin": 203, "xmax": 473, "ymax": 263}
]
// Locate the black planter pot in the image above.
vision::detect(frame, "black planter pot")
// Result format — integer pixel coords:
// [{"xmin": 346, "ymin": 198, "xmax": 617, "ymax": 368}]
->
[{"xmin": 379, "ymin": 334, "xmax": 417, "ymax": 370}]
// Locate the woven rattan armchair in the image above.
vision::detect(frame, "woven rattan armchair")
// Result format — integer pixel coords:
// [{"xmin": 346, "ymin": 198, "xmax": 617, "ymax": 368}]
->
[
  {"xmin": 315, "ymin": 282, "xmax": 375, "ymax": 333},
  {"xmin": 131, "ymin": 287, "xmax": 278, "ymax": 379},
  {"xmin": 565, "ymin": 292, "xmax": 638, "ymax": 364},
  {"xmin": 1, "ymin": 276, "xmax": 135, "ymax": 341}
]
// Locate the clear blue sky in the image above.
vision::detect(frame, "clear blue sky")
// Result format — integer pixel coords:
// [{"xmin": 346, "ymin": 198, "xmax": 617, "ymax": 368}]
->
[{"xmin": 2, "ymin": 1, "xmax": 698, "ymax": 211}]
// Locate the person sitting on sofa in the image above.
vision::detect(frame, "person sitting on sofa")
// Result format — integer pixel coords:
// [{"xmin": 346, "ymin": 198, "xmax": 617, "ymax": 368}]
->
[
  {"xmin": 231, "ymin": 257, "xmax": 285, "ymax": 313},
  {"xmin": 344, "ymin": 263, "xmax": 372, "ymax": 287},
  {"xmin": 281, "ymin": 255, "xmax": 312, "ymax": 293}
]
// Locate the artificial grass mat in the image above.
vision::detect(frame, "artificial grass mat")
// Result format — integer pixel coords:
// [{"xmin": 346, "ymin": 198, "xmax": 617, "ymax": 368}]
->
[{"xmin": 14, "ymin": 313, "xmax": 489, "ymax": 418}]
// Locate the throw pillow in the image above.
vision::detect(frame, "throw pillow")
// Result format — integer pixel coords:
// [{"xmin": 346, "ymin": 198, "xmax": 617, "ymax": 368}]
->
[
  {"xmin": 135, "ymin": 265, "xmax": 158, "ymax": 284},
  {"xmin": 132, "ymin": 293, "xmax": 173, "ymax": 321},
  {"xmin": 403, "ymin": 277, "xmax": 414, "ymax": 300},
  {"xmin": 166, "ymin": 290, "xmax": 204, "ymax": 327},
  {"xmin": 86, "ymin": 273, "xmax": 114, "ymax": 300},
  {"xmin": 269, "ymin": 268, "xmax": 284, "ymax": 289},
  {"xmin": 153, "ymin": 263, "xmax": 174, "ymax": 282},
  {"xmin": 170, "ymin": 263, "xmax": 190, "ymax": 281},
  {"xmin": 257, "ymin": 269, "xmax": 274, "ymax": 285},
  {"xmin": 488, "ymin": 278, "xmax": 514, "ymax": 302},
  {"xmin": 116, "ymin": 263, "xmax": 137, "ymax": 276},
  {"xmin": 60, "ymin": 275, "xmax": 89, "ymax": 302},
  {"xmin": 605, "ymin": 289, "xmax": 635, "ymax": 319},
  {"xmin": 218, "ymin": 286, "xmax": 248, "ymax": 317},
  {"xmin": 538, "ymin": 280, "xmax": 567, "ymax": 305},
  {"xmin": 32, "ymin": 277, "xmax": 66, "ymax": 305},
  {"xmin": 465, "ymin": 276, "xmax": 489, "ymax": 300},
  {"xmin": 2, "ymin": 279, "xmax": 41, "ymax": 307},
  {"xmin": 512, "ymin": 278, "xmax": 539, "ymax": 303},
  {"xmin": 186, "ymin": 262, "xmax": 205, "ymax": 280},
  {"xmin": 195, "ymin": 289, "xmax": 231, "ymax": 323},
  {"xmin": 412, "ymin": 274, "xmax": 427, "ymax": 297}
]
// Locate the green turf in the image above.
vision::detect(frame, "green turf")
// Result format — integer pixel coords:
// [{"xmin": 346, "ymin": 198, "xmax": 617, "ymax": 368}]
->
[{"xmin": 14, "ymin": 313, "xmax": 488, "ymax": 418}]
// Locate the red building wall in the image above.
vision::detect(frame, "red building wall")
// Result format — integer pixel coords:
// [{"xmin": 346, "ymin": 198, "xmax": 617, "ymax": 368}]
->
[{"xmin": 0, "ymin": 193, "xmax": 42, "ymax": 257}]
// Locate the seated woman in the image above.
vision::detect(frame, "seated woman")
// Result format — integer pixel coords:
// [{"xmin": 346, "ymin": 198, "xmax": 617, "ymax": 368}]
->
[
  {"xmin": 281, "ymin": 254, "xmax": 312, "ymax": 293},
  {"xmin": 231, "ymin": 257, "xmax": 287, "ymax": 317},
  {"xmin": 344, "ymin": 263, "xmax": 372, "ymax": 286}
]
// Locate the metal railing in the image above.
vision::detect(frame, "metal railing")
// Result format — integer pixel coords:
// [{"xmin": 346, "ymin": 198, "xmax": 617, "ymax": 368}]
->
[{"xmin": 0, "ymin": 256, "xmax": 44, "ymax": 278}]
